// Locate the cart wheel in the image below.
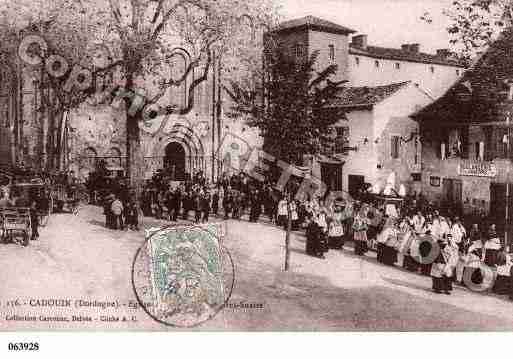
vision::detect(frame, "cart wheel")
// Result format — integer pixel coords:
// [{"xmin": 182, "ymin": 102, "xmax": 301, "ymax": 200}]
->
[{"xmin": 22, "ymin": 232, "xmax": 29, "ymax": 247}]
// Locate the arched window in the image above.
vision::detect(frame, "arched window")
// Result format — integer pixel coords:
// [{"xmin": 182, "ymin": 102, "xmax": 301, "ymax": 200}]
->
[
  {"xmin": 107, "ymin": 147, "xmax": 122, "ymax": 167},
  {"xmin": 84, "ymin": 147, "xmax": 97, "ymax": 168},
  {"xmin": 168, "ymin": 49, "xmax": 190, "ymax": 110}
]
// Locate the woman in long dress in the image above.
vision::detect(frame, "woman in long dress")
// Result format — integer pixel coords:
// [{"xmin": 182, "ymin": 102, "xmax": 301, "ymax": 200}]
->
[
  {"xmin": 400, "ymin": 219, "xmax": 417, "ymax": 271},
  {"xmin": 353, "ymin": 208, "xmax": 369, "ymax": 256},
  {"xmin": 377, "ymin": 217, "xmax": 394, "ymax": 263},
  {"xmin": 328, "ymin": 205, "xmax": 345, "ymax": 249},
  {"xmin": 483, "ymin": 224, "xmax": 502, "ymax": 267},
  {"xmin": 305, "ymin": 214, "xmax": 321, "ymax": 257},
  {"xmin": 463, "ymin": 238, "xmax": 484, "ymax": 286},
  {"xmin": 431, "ymin": 239, "xmax": 452, "ymax": 294},
  {"xmin": 317, "ymin": 207, "xmax": 329, "ymax": 255},
  {"xmin": 383, "ymin": 221, "xmax": 399, "ymax": 266},
  {"xmin": 493, "ymin": 251, "xmax": 511, "ymax": 295}
]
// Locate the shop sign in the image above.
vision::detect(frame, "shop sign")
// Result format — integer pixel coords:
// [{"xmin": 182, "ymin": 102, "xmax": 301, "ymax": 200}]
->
[{"xmin": 458, "ymin": 161, "xmax": 497, "ymax": 177}]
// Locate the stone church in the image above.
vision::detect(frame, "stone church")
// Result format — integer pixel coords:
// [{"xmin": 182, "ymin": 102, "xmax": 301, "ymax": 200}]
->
[{"xmin": 1, "ymin": 16, "xmax": 465, "ymax": 194}]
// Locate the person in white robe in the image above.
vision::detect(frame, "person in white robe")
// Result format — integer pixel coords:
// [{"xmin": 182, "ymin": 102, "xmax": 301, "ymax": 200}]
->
[
  {"xmin": 412, "ymin": 211, "xmax": 426, "ymax": 235},
  {"xmin": 439, "ymin": 216, "xmax": 451, "ymax": 240},
  {"xmin": 376, "ymin": 217, "xmax": 395, "ymax": 263}
]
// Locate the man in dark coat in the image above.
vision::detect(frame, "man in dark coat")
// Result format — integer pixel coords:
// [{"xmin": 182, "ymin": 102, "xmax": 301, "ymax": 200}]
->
[
  {"xmin": 182, "ymin": 191, "xmax": 190, "ymax": 220},
  {"xmin": 104, "ymin": 194, "xmax": 115, "ymax": 229},
  {"xmin": 223, "ymin": 189, "xmax": 233, "ymax": 219},
  {"xmin": 249, "ymin": 189, "xmax": 262, "ymax": 222},
  {"xmin": 171, "ymin": 188, "xmax": 182, "ymax": 221},
  {"xmin": 193, "ymin": 191, "xmax": 201, "ymax": 223},
  {"xmin": 211, "ymin": 190, "xmax": 219, "ymax": 216},
  {"xmin": 201, "ymin": 191, "xmax": 211, "ymax": 223}
]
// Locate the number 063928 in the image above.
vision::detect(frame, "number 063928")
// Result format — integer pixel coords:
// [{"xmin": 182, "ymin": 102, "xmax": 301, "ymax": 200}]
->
[{"xmin": 8, "ymin": 342, "xmax": 39, "ymax": 351}]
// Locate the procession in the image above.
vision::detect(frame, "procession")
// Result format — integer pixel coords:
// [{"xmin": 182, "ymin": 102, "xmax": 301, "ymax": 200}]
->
[
  {"xmin": 5, "ymin": 0, "xmax": 513, "ymax": 335},
  {"xmin": 82, "ymin": 165, "xmax": 513, "ymax": 300}
]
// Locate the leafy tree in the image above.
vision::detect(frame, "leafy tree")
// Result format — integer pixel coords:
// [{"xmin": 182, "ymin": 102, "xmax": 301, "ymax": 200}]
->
[
  {"xmin": 422, "ymin": 0, "xmax": 513, "ymax": 61},
  {"xmin": 1, "ymin": 0, "xmax": 277, "ymax": 186},
  {"xmin": 226, "ymin": 48, "xmax": 346, "ymax": 166}
]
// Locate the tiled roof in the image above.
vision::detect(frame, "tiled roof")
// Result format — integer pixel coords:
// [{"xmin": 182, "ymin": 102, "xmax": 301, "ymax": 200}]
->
[
  {"xmin": 329, "ymin": 81, "xmax": 411, "ymax": 109},
  {"xmin": 350, "ymin": 45, "xmax": 467, "ymax": 67},
  {"xmin": 412, "ymin": 26, "xmax": 513, "ymax": 124},
  {"xmin": 274, "ymin": 16, "xmax": 356, "ymax": 35}
]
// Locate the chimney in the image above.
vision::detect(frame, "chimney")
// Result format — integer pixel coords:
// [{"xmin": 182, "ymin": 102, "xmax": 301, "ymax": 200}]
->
[
  {"xmin": 436, "ymin": 48, "xmax": 450, "ymax": 58},
  {"xmin": 401, "ymin": 43, "xmax": 420, "ymax": 53},
  {"xmin": 409, "ymin": 43, "xmax": 420, "ymax": 53},
  {"xmin": 351, "ymin": 34, "xmax": 368, "ymax": 49}
]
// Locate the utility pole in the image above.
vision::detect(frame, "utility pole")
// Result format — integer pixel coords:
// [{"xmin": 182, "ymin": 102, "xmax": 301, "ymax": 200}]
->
[
  {"xmin": 284, "ymin": 193, "xmax": 291, "ymax": 271},
  {"xmin": 211, "ymin": 52, "xmax": 216, "ymax": 183},
  {"xmin": 506, "ymin": 110, "xmax": 510, "ymax": 252},
  {"xmin": 506, "ymin": 82, "xmax": 513, "ymax": 252}
]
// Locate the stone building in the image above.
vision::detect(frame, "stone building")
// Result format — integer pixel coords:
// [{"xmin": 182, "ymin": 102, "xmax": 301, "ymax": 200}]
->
[
  {"xmin": 1, "ymin": 15, "xmax": 466, "ymax": 191},
  {"xmin": 268, "ymin": 16, "xmax": 465, "ymax": 195},
  {"xmin": 324, "ymin": 81, "xmax": 432, "ymax": 197},
  {"xmin": 413, "ymin": 26, "xmax": 513, "ymax": 233},
  {"xmin": 0, "ymin": 60, "xmax": 47, "ymax": 171}
]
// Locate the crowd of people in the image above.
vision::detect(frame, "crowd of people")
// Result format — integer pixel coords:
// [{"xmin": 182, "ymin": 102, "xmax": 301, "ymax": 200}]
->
[
  {"xmin": 94, "ymin": 167, "xmax": 513, "ymax": 301},
  {"xmin": 0, "ymin": 167, "xmax": 74, "ymax": 243},
  {"xmin": 301, "ymin": 195, "xmax": 513, "ymax": 299}
]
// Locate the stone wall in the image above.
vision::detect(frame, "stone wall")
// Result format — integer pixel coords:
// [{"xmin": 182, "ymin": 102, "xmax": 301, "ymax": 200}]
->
[
  {"xmin": 308, "ymin": 30, "xmax": 349, "ymax": 83},
  {"xmin": 348, "ymin": 53, "xmax": 463, "ymax": 99},
  {"xmin": 420, "ymin": 125, "xmax": 513, "ymax": 215}
]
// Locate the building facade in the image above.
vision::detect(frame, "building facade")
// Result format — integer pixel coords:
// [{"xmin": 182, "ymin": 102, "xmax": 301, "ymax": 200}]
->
[
  {"xmin": 269, "ymin": 16, "xmax": 465, "ymax": 195},
  {"xmin": 0, "ymin": 60, "xmax": 46, "ymax": 171},
  {"xmin": 1, "ymin": 16, "xmax": 466, "ymax": 192},
  {"xmin": 413, "ymin": 26, "xmax": 513, "ymax": 231}
]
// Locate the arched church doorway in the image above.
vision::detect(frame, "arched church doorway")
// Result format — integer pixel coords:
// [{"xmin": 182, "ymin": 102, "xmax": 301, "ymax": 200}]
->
[{"xmin": 164, "ymin": 142, "xmax": 186, "ymax": 181}]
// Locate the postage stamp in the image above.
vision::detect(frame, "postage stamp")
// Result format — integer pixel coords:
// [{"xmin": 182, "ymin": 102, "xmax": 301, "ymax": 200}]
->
[{"xmin": 132, "ymin": 223, "xmax": 234, "ymax": 327}]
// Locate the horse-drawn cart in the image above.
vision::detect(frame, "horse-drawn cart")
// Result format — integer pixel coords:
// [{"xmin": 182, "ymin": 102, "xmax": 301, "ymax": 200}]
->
[
  {"xmin": 11, "ymin": 181, "xmax": 52, "ymax": 227},
  {"xmin": 51, "ymin": 184, "xmax": 88, "ymax": 214},
  {"xmin": 0, "ymin": 207, "xmax": 32, "ymax": 246}
]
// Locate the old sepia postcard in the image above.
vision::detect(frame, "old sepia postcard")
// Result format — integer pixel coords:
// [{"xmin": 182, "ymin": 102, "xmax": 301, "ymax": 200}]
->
[{"xmin": 2, "ymin": 0, "xmax": 513, "ymax": 340}]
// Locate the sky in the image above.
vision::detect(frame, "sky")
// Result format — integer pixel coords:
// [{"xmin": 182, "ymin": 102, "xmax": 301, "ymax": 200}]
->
[{"xmin": 277, "ymin": 0, "xmax": 455, "ymax": 53}]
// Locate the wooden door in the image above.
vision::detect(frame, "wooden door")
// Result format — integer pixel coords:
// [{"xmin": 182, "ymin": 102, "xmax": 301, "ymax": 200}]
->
[{"xmin": 348, "ymin": 175, "xmax": 364, "ymax": 198}]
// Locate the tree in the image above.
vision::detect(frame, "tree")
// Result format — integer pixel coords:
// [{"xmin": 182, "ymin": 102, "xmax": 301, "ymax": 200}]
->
[
  {"xmin": 227, "ymin": 47, "xmax": 345, "ymax": 271},
  {"xmin": 1, "ymin": 0, "xmax": 101, "ymax": 171},
  {"xmin": 1, "ymin": 0, "xmax": 277, "ymax": 185},
  {"xmin": 226, "ymin": 48, "xmax": 346, "ymax": 166},
  {"xmin": 422, "ymin": 0, "xmax": 513, "ymax": 61}
]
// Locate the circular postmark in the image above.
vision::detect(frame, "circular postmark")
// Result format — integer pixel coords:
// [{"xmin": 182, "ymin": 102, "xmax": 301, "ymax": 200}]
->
[{"xmin": 131, "ymin": 223, "xmax": 235, "ymax": 328}]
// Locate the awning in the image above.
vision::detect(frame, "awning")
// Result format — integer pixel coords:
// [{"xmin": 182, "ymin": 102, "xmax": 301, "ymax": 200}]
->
[
  {"xmin": 290, "ymin": 165, "xmax": 311, "ymax": 177},
  {"xmin": 316, "ymin": 154, "xmax": 345, "ymax": 164}
]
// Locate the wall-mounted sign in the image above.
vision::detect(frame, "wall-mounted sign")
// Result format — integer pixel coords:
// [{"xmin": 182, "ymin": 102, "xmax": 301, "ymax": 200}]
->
[{"xmin": 458, "ymin": 161, "xmax": 497, "ymax": 177}]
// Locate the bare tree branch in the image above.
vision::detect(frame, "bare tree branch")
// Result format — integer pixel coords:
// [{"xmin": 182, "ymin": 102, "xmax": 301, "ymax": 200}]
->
[
  {"xmin": 146, "ymin": 56, "xmax": 199, "ymax": 104},
  {"xmin": 92, "ymin": 59, "xmax": 125, "ymax": 75},
  {"xmin": 151, "ymin": 0, "xmax": 166, "ymax": 24},
  {"xmin": 109, "ymin": 0, "xmax": 128, "ymax": 42},
  {"xmin": 151, "ymin": 0, "xmax": 187, "ymax": 40},
  {"xmin": 179, "ymin": 49, "xmax": 211, "ymax": 115}
]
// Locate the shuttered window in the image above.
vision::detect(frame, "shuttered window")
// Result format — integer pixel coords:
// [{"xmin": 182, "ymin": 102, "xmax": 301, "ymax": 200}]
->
[{"xmin": 391, "ymin": 136, "xmax": 400, "ymax": 159}]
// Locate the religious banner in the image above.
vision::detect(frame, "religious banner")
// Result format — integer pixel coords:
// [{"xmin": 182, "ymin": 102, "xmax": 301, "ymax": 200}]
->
[{"xmin": 458, "ymin": 160, "xmax": 497, "ymax": 177}]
